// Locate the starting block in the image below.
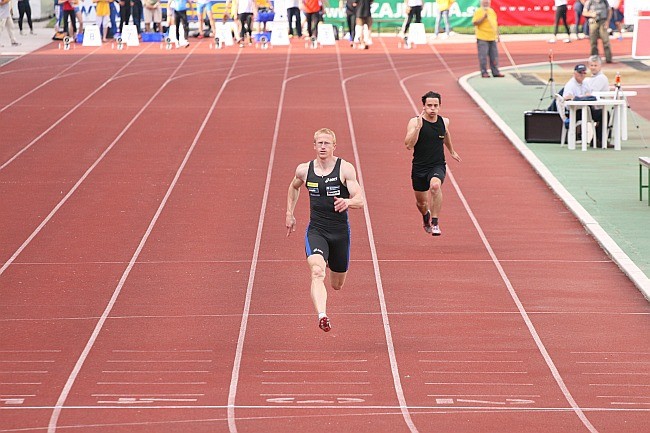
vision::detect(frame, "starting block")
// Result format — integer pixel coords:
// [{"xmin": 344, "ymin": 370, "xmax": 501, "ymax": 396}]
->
[
  {"xmin": 407, "ymin": 23, "xmax": 427, "ymax": 45},
  {"xmin": 82, "ymin": 24, "xmax": 102, "ymax": 47},
  {"xmin": 60, "ymin": 35, "xmax": 73, "ymax": 50},
  {"xmin": 317, "ymin": 23, "xmax": 336, "ymax": 46},
  {"xmin": 397, "ymin": 35, "xmax": 412, "ymax": 49},
  {"xmin": 256, "ymin": 34, "xmax": 269, "ymax": 49},
  {"xmin": 210, "ymin": 36, "xmax": 224, "ymax": 49},
  {"xmin": 122, "ymin": 24, "xmax": 140, "ymax": 46},
  {"xmin": 305, "ymin": 36, "xmax": 318, "ymax": 49},
  {"xmin": 270, "ymin": 21, "xmax": 290, "ymax": 46},
  {"xmin": 112, "ymin": 36, "xmax": 125, "ymax": 50}
]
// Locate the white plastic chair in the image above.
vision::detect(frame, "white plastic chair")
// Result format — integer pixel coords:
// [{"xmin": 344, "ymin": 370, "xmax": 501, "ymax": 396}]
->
[{"xmin": 555, "ymin": 93, "xmax": 597, "ymax": 148}]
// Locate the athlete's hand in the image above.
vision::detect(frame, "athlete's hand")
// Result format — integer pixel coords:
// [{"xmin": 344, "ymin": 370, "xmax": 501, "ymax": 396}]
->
[
  {"xmin": 286, "ymin": 214, "xmax": 296, "ymax": 236},
  {"xmin": 416, "ymin": 110, "xmax": 424, "ymax": 128},
  {"xmin": 334, "ymin": 197, "xmax": 349, "ymax": 213},
  {"xmin": 450, "ymin": 151, "xmax": 461, "ymax": 162}
]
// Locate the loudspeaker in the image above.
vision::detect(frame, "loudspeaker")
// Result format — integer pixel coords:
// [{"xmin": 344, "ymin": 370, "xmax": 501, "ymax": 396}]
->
[{"xmin": 524, "ymin": 110, "xmax": 563, "ymax": 143}]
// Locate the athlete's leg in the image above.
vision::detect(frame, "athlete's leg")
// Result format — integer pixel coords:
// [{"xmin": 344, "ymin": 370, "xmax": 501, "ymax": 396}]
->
[
  {"xmin": 329, "ymin": 271, "xmax": 347, "ymax": 291},
  {"xmin": 429, "ymin": 177, "xmax": 442, "ymax": 219},
  {"xmin": 307, "ymin": 254, "xmax": 328, "ymax": 314},
  {"xmin": 414, "ymin": 190, "xmax": 430, "ymax": 216}
]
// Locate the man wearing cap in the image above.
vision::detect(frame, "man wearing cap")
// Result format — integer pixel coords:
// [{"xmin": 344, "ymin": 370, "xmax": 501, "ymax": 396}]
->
[{"xmin": 563, "ymin": 63, "xmax": 604, "ymax": 143}]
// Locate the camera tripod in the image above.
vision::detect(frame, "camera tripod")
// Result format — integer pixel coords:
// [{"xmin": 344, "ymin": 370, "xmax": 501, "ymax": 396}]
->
[{"xmin": 536, "ymin": 50, "xmax": 557, "ymax": 110}]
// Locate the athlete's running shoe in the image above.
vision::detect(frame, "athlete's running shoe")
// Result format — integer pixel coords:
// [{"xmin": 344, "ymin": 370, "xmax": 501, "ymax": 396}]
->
[
  {"xmin": 319, "ymin": 316, "xmax": 331, "ymax": 332},
  {"xmin": 431, "ymin": 225, "xmax": 441, "ymax": 236},
  {"xmin": 423, "ymin": 211, "xmax": 432, "ymax": 234}
]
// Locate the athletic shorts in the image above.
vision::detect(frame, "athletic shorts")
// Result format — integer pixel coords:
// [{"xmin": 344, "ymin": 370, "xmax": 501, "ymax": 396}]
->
[
  {"xmin": 411, "ymin": 164, "xmax": 446, "ymax": 191},
  {"xmin": 305, "ymin": 223, "xmax": 351, "ymax": 273}
]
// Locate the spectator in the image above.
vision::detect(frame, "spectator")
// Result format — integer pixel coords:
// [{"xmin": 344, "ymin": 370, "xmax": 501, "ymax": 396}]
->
[
  {"xmin": 609, "ymin": 0, "xmax": 623, "ymax": 40},
  {"xmin": 549, "ymin": 0, "xmax": 571, "ymax": 43},
  {"xmin": 564, "ymin": 63, "xmax": 604, "ymax": 142},
  {"xmin": 174, "ymin": 0, "xmax": 190, "ymax": 46},
  {"xmin": 583, "ymin": 0, "xmax": 612, "ymax": 63},
  {"xmin": 74, "ymin": 0, "xmax": 84, "ymax": 36},
  {"xmin": 17, "ymin": 0, "xmax": 35, "ymax": 35},
  {"xmin": 403, "ymin": 0, "xmax": 423, "ymax": 35},
  {"xmin": 0, "ymin": 0, "xmax": 20, "ymax": 46},
  {"xmin": 94, "ymin": 0, "xmax": 112, "ymax": 41},
  {"xmin": 143, "ymin": 0, "xmax": 162, "ymax": 33},
  {"xmin": 61, "ymin": 0, "xmax": 78, "ymax": 38},
  {"xmin": 574, "ymin": 0, "xmax": 587, "ymax": 39},
  {"xmin": 472, "ymin": 0, "xmax": 503, "ymax": 78},
  {"xmin": 132, "ymin": 0, "xmax": 143, "ymax": 35},
  {"xmin": 118, "ymin": 0, "xmax": 131, "ymax": 35},
  {"xmin": 287, "ymin": 0, "xmax": 302, "ymax": 38},
  {"xmin": 434, "ymin": 0, "xmax": 454, "ymax": 39},
  {"xmin": 302, "ymin": 0, "xmax": 322, "ymax": 40},
  {"xmin": 355, "ymin": 0, "xmax": 372, "ymax": 49}
]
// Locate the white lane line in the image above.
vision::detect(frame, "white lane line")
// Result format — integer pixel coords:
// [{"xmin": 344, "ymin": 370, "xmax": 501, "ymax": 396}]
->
[
  {"xmin": 262, "ymin": 370, "xmax": 368, "ymax": 374},
  {"xmin": 583, "ymin": 373, "xmax": 650, "ymax": 375},
  {"xmin": 419, "ymin": 360, "xmax": 523, "ymax": 363},
  {"xmin": 337, "ymin": 39, "xmax": 419, "ymax": 433},
  {"xmin": 111, "ymin": 350, "xmax": 213, "ymax": 353},
  {"xmin": 577, "ymin": 361, "xmax": 650, "ymax": 364},
  {"xmin": 105, "ymin": 360, "xmax": 212, "ymax": 363},
  {"xmin": 260, "ymin": 393, "xmax": 374, "ymax": 396},
  {"xmin": 265, "ymin": 350, "xmax": 366, "ymax": 353},
  {"xmin": 0, "ymin": 350, "xmax": 60, "ymax": 353},
  {"xmin": 0, "ymin": 47, "xmax": 102, "ymax": 113},
  {"xmin": 101, "ymin": 371, "xmax": 210, "ymax": 374},
  {"xmin": 262, "ymin": 382, "xmax": 371, "ymax": 385},
  {"xmin": 96, "ymin": 382, "xmax": 208, "ymax": 385},
  {"xmin": 382, "ymin": 39, "xmax": 601, "ymax": 433},
  {"xmin": 227, "ymin": 46, "xmax": 292, "ymax": 433},
  {"xmin": 0, "ymin": 45, "xmax": 175, "ymax": 279},
  {"xmin": 46, "ymin": 44, "xmax": 241, "ymax": 433},
  {"xmin": 572, "ymin": 352, "xmax": 650, "ymax": 355},
  {"xmin": 0, "ymin": 371, "xmax": 48, "ymax": 374},
  {"xmin": 425, "ymin": 382, "xmax": 534, "ymax": 386},
  {"xmin": 589, "ymin": 384, "xmax": 650, "ymax": 387},
  {"xmin": 428, "ymin": 394, "xmax": 541, "ymax": 398},
  {"xmin": 0, "ymin": 45, "xmax": 153, "ymax": 172},
  {"xmin": 91, "ymin": 393, "xmax": 205, "ymax": 397},
  {"xmin": 0, "ymin": 382, "xmax": 41, "ymax": 385},
  {"xmin": 424, "ymin": 371, "xmax": 528, "ymax": 374},
  {"xmin": 263, "ymin": 359, "xmax": 367, "ymax": 363}
]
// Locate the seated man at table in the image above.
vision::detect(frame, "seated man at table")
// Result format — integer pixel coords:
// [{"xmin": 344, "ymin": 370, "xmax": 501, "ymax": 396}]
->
[
  {"xmin": 564, "ymin": 63, "xmax": 604, "ymax": 143},
  {"xmin": 585, "ymin": 55, "xmax": 609, "ymax": 93}
]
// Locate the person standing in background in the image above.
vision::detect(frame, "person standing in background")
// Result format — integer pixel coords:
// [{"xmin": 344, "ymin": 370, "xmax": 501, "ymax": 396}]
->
[
  {"xmin": 403, "ymin": 0, "xmax": 423, "ymax": 35},
  {"xmin": 17, "ymin": 0, "xmax": 35, "ymax": 35},
  {"xmin": 0, "ymin": 0, "xmax": 20, "ymax": 46},
  {"xmin": 574, "ymin": 0, "xmax": 587, "ymax": 39},
  {"xmin": 583, "ymin": 0, "xmax": 612, "ymax": 63},
  {"xmin": 549, "ymin": 0, "xmax": 571, "ymax": 43},
  {"xmin": 472, "ymin": 0, "xmax": 504, "ymax": 78},
  {"xmin": 434, "ymin": 0, "xmax": 454, "ymax": 39}
]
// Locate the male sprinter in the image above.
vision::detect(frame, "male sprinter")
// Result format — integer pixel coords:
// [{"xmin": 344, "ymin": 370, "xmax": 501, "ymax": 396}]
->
[
  {"xmin": 405, "ymin": 91, "xmax": 461, "ymax": 236},
  {"xmin": 286, "ymin": 128, "xmax": 365, "ymax": 332}
]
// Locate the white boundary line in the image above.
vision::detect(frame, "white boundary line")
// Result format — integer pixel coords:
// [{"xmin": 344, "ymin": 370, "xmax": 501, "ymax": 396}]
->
[
  {"xmin": 457, "ymin": 71, "xmax": 650, "ymax": 300},
  {"xmin": 45, "ymin": 45, "xmax": 242, "ymax": 433},
  {"xmin": 227, "ymin": 46, "xmax": 292, "ymax": 433},
  {"xmin": 383, "ymin": 40, "xmax": 600, "ymax": 433},
  {"xmin": 336, "ymin": 44, "xmax": 419, "ymax": 433},
  {"xmin": 0, "ymin": 45, "xmax": 153, "ymax": 172}
]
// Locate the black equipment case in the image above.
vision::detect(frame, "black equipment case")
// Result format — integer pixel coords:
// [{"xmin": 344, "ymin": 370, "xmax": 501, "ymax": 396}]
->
[{"xmin": 524, "ymin": 110, "xmax": 563, "ymax": 143}]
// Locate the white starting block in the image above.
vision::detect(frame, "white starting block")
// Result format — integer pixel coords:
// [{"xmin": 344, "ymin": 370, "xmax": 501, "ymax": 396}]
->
[
  {"xmin": 213, "ymin": 22, "xmax": 235, "ymax": 47},
  {"xmin": 166, "ymin": 24, "xmax": 188, "ymax": 48},
  {"xmin": 305, "ymin": 36, "xmax": 318, "ymax": 49},
  {"xmin": 256, "ymin": 34, "xmax": 270, "ymax": 49},
  {"xmin": 317, "ymin": 23, "xmax": 336, "ymax": 46},
  {"xmin": 122, "ymin": 24, "xmax": 140, "ymax": 46},
  {"xmin": 270, "ymin": 21, "xmax": 290, "ymax": 46},
  {"xmin": 407, "ymin": 23, "xmax": 427, "ymax": 45},
  {"xmin": 82, "ymin": 24, "xmax": 102, "ymax": 47}
]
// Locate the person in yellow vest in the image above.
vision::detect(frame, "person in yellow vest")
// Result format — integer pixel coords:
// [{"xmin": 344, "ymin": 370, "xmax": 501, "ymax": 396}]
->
[
  {"xmin": 472, "ymin": 0, "xmax": 504, "ymax": 78},
  {"xmin": 434, "ymin": 0, "xmax": 454, "ymax": 38},
  {"xmin": 93, "ymin": 0, "xmax": 113, "ymax": 42}
]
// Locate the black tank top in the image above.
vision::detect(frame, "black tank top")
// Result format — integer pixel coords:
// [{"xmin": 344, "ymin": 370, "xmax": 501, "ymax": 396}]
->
[
  {"xmin": 306, "ymin": 158, "xmax": 350, "ymax": 229},
  {"xmin": 412, "ymin": 116, "xmax": 446, "ymax": 168}
]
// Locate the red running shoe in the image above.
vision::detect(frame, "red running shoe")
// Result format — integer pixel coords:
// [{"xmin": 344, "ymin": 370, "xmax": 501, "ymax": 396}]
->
[{"xmin": 319, "ymin": 316, "xmax": 331, "ymax": 332}]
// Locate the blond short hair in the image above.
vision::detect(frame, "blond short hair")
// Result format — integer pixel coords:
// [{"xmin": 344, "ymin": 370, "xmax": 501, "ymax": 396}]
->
[{"xmin": 313, "ymin": 128, "xmax": 337, "ymax": 143}]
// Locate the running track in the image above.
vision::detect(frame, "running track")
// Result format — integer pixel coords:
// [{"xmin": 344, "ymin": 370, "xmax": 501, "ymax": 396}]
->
[{"xmin": 0, "ymin": 37, "xmax": 648, "ymax": 433}]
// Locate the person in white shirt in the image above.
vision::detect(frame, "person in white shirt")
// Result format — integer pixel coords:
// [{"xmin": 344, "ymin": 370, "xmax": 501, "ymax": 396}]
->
[
  {"xmin": 549, "ymin": 0, "xmax": 571, "ymax": 43},
  {"xmin": 585, "ymin": 55, "xmax": 609, "ymax": 93},
  {"xmin": 0, "ymin": 0, "xmax": 20, "ymax": 47},
  {"xmin": 403, "ymin": 0, "xmax": 423, "ymax": 35}
]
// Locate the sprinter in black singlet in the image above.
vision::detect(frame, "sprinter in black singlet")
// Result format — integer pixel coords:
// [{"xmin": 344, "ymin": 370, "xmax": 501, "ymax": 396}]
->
[
  {"xmin": 286, "ymin": 128, "xmax": 365, "ymax": 332},
  {"xmin": 405, "ymin": 91, "xmax": 461, "ymax": 236}
]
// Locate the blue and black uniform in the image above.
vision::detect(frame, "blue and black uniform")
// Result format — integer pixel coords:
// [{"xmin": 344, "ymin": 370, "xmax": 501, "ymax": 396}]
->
[
  {"xmin": 411, "ymin": 116, "xmax": 447, "ymax": 191},
  {"xmin": 304, "ymin": 158, "xmax": 351, "ymax": 273}
]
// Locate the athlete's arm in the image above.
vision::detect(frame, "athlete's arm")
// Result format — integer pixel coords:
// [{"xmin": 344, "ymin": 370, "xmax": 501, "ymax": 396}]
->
[
  {"xmin": 336, "ymin": 161, "xmax": 365, "ymax": 213},
  {"xmin": 404, "ymin": 112, "xmax": 424, "ymax": 150},
  {"xmin": 443, "ymin": 117, "xmax": 461, "ymax": 162},
  {"xmin": 286, "ymin": 163, "xmax": 308, "ymax": 236}
]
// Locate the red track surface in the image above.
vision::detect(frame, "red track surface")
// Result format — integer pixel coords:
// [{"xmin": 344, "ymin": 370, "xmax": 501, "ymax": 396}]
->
[{"xmin": 1, "ymin": 37, "xmax": 648, "ymax": 433}]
